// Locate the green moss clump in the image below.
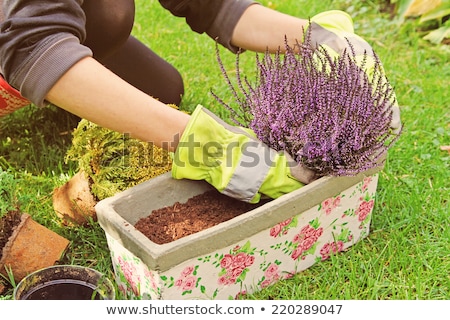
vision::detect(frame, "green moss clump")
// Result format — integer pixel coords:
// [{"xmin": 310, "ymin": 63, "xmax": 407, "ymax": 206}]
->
[{"xmin": 66, "ymin": 119, "xmax": 172, "ymax": 200}]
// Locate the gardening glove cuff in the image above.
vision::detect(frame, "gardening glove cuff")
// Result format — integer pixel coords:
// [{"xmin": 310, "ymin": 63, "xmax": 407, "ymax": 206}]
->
[
  {"xmin": 308, "ymin": 10, "xmax": 402, "ymax": 135},
  {"xmin": 172, "ymin": 105, "xmax": 312, "ymax": 203}
]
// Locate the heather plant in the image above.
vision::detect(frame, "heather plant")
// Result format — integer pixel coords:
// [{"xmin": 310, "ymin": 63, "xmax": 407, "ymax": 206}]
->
[{"xmin": 213, "ymin": 31, "xmax": 401, "ymax": 177}]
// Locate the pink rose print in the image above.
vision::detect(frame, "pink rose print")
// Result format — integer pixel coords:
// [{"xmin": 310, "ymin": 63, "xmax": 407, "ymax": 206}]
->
[
  {"xmin": 218, "ymin": 252, "xmax": 255, "ymax": 286},
  {"xmin": 300, "ymin": 236, "xmax": 317, "ymax": 251},
  {"xmin": 333, "ymin": 196, "xmax": 341, "ymax": 208},
  {"xmin": 356, "ymin": 199, "xmax": 374, "ymax": 222},
  {"xmin": 320, "ymin": 241, "xmax": 345, "ymax": 260},
  {"xmin": 270, "ymin": 218, "xmax": 293, "ymax": 238},
  {"xmin": 144, "ymin": 268, "xmax": 158, "ymax": 291},
  {"xmin": 260, "ymin": 264, "xmax": 281, "ymax": 289},
  {"xmin": 175, "ymin": 265, "xmax": 198, "ymax": 293},
  {"xmin": 265, "ymin": 263, "xmax": 280, "ymax": 279},
  {"xmin": 182, "ymin": 276, "xmax": 197, "ymax": 291},
  {"xmin": 231, "ymin": 266, "xmax": 245, "ymax": 278},
  {"xmin": 283, "ymin": 272, "xmax": 295, "ymax": 280},
  {"xmin": 291, "ymin": 246, "xmax": 304, "ymax": 260},
  {"xmin": 218, "ymin": 275, "xmax": 231, "ymax": 285},
  {"xmin": 260, "ymin": 279, "xmax": 272, "ymax": 289},
  {"xmin": 361, "ymin": 177, "xmax": 373, "ymax": 193},
  {"xmin": 322, "ymin": 198, "xmax": 332, "ymax": 209},
  {"xmin": 321, "ymin": 196, "xmax": 341, "ymax": 215},
  {"xmin": 233, "ymin": 252, "xmax": 253, "ymax": 268},
  {"xmin": 291, "ymin": 224, "xmax": 323, "ymax": 260},
  {"xmin": 281, "ymin": 218, "xmax": 293, "ymax": 226},
  {"xmin": 235, "ymin": 291, "xmax": 247, "ymax": 300},
  {"xmin": 118, "ymin": 283, "xmax": 128, "ymax": 296},
  {"xmin": 270, "ymin": 223, "xmax": 283, "ymax": 237},
  {"xmin": 175, "ymin": 278, "xmax": 184, "ymax": 287},
  {"xmin": 118, "ymin": 256, "xmax": 140, "ymax": 296},
  {"xmin": 220, "ymin": 254, "xmax": 234, "ymax": 269},
  {"xmin": 181, "ymin": 265, "xmax": 195, "ymax": 277}
]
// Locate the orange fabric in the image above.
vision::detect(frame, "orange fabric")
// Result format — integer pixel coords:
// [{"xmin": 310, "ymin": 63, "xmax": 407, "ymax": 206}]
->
[{"xmin": 0, "ymin": 76, "xmax": 30, "ymax": 117}]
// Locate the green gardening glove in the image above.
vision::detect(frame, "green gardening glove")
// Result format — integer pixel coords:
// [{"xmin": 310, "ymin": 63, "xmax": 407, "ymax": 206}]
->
[{"xmin": 171, "ymin": 105, "xmax": 316, "ymax": 204}]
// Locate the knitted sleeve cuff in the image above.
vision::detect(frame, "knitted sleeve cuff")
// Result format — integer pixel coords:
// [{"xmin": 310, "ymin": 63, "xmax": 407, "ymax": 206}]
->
[
  {"xmin": 206, "ymin": 0, "xmax": 258, "ymax": 53},
  {"xmin": 11, "ymin": 34, "xmax": 92, "ymax": 107}
]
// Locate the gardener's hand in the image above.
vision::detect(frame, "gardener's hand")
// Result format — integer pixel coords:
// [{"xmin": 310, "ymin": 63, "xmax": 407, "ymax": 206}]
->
[{"xmin": 171, "ymin": 105, "xmax": 317, "ymax": 203}]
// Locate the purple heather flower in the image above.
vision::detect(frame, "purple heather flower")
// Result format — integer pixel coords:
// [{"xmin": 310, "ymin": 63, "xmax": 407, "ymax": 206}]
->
[{"xmin": 212, "ymin": 30, "xmax": 400, "ymax": 177}]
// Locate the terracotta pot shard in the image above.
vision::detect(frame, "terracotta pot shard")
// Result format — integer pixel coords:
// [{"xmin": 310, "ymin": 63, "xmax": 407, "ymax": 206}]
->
[
  {"xmin": 0, "ymin": 213, "xmax": 70, "ymax": 282},
  {"xmin": 53, "ymin": 171, "xmax": 97, "ymax": 225}
]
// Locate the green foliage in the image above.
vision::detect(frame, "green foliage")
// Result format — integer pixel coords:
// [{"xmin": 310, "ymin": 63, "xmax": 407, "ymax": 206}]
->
[
  {"xmin": 423, "ymin": 19, "xmax": 450, "ymax": 43},
  {"xmin": 65, "ymin": 119, "xmax": 172, "ymax": 200},
  {"xmin": 0, "ymin": 169, "xmax": 17, "ymax": 215},
  {"xmin": 0, "ymin": 168, "xmax": 34, "ymax": 215},
  {"xmin": 389, "ymin": 0, "xmax": 450, "ymax": 44},
  {"xmin": 0, "ymin": 105, "xmax": 79, "ymax": 175}
]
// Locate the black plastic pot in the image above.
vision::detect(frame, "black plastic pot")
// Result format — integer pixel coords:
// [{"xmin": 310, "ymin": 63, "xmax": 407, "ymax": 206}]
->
[{"xmin": 14, "ymin": 265, "xmax": 115, "ymax": 300}]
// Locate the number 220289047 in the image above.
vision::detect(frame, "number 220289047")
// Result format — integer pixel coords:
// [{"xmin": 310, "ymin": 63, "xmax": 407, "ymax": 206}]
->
[{"xmin": 271, "ymin": 304, "xmax": 343, "ymax": 315}]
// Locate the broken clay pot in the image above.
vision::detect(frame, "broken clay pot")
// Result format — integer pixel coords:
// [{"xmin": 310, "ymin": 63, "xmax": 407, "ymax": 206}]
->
[
  {"xmin": 52, "ymin": 171, "xmax": 97, "ymax": 225},
  {"xmin": 0, "ymin": 213, "xmax": 70, "ymax": 282}
]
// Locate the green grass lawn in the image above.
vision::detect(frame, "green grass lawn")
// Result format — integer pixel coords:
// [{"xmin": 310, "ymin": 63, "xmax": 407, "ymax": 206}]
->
[{"xmin": 0, "ymin": 0, "xmax": 449, "ymax": 299}]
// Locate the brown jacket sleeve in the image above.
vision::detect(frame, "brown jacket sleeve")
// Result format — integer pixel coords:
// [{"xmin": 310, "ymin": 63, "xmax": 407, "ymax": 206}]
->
[{"xmin": 159, "ymin": 0, "xmax": 257, "ymax": 52}]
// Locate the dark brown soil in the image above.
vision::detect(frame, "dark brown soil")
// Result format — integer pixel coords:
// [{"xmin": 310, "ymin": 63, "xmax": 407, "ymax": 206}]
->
[
  {"xmin": 0, "ymin": 210, "xmax": 22, "ymax": 294},
  {"xmin": 134, "ymin": 190, "xmax": 269, "ymax": 244},
  {"xmin": 0, "ymin": 210, "xmax": 22, "ymax": 257}
]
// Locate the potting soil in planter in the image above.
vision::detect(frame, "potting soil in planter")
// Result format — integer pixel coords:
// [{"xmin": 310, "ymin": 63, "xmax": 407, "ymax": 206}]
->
[{"xmin": 135, "ymin": 190, "xmax": 269, "ymax": 244}]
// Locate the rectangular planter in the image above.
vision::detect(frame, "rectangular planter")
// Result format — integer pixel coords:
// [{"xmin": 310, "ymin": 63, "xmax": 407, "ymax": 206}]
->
[{"xmin": 95, "ymin": 167, "xmax": 380, "ymax": 300}]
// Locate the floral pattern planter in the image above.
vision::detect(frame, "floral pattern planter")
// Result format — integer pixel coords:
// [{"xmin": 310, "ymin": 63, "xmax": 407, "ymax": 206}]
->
[{"xmin": 96, "ymin": 170, "xmax": 379, "ymax": 300}]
